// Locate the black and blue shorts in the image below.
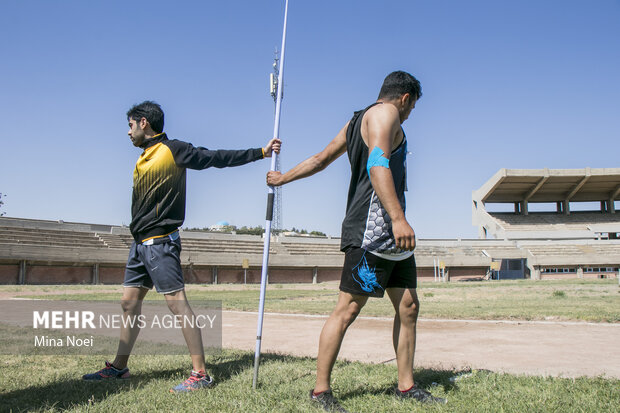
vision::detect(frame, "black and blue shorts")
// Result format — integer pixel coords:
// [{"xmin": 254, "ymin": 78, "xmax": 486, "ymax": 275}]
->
[
  {"xmin": 123, "ymin": 233, "xmax": 184, "ymax": 294},
  {"xmin": 339, "ymin": 247, "xmax": 417, "ymax": 298}
]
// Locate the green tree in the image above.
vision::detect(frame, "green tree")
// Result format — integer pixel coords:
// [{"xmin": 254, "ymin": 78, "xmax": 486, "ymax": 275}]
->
[{"xmin": 236, "ymin": 226, "xmax": 264, "ymax": 235}]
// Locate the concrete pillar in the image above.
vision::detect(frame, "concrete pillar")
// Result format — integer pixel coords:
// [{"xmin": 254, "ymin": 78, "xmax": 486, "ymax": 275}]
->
[
  {"xmin": 18, "ymin": 261, "xmax": 26, "ymax": 285},
  {"xmin": 187, "ymin": 263, "xmax": 194, "ymax": 284},
  {"xmin": 93, "ymin": 263, "xmax": 100, "ymax": 284},
  {"xmin": 609, "ymin": 199, "xmax": 616, "ymax": 214},
  {"xmin": 576, "ymin": 266, "xmax": 583, "ymax": 279},
  {"xmin": 312, "ymin": 267, "xmax": 318, "ymax": 284},
  {"xmin": 532, "ymin": 266, "xmax": 541, "ymax": 280},
  {"xmin": 212, "ymin": 266, "xmax": 218, "ymax": 284},
  {"xmin": 563, "ymin": 200, "xmax": 570, "ymax": 215},
  {"xmin": 521, "ymin": 200, "xmax": 528, "ymax": 215}
]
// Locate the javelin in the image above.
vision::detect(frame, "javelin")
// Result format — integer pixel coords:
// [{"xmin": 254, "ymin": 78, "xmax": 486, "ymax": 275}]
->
[{"xmin": 253, "ymin": 0, "xmax": 289, "ymax": 389}]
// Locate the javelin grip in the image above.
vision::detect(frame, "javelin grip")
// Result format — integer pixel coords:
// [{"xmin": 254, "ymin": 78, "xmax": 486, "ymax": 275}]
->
[{"xmin": 266, "ymin": 193, "xmax": 275, "ymax": 221}]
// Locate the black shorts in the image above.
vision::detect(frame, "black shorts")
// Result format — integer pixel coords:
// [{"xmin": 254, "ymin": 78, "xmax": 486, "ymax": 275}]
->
[
  {"xmin": 339, "ymin": 247, "xmax": 417, "ymax": 298},
  {"xmin": 123, "ymin": 237, "xmax": 184, "ymax": 294}
]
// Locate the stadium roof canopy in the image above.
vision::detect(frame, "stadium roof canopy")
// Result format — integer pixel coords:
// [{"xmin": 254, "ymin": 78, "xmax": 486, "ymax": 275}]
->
[{"xmin": 473, "ymin": 168, "xmax": 620, "ymax": 204}]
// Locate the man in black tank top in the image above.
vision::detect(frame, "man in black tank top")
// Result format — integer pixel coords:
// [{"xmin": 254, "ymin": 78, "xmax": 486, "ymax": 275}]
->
[{"xmin": 268, "ymin": 71, "xmax": 446, "ymax": 409}]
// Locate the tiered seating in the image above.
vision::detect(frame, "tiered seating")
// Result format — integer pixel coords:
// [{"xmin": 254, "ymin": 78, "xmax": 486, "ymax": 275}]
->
[
  {"xmin": 0, "ymin": 226, "xmax": 106, "ymax": 248},
  {"xmin": 491, "ymin": 212, "xmax": 620, "ymax": 232},
  {"xmin": 523, "ymin": 242, "xmax": 620, "ymax": 257},
  {"xmin": 414, "ymin": 245, "xmax": 485, "ymax": 258},
  {"xmin": 524, "ymin": 244, "xmax": 585, "ymax": 256},
  {"xmin": 585, "ymin": 244, "xmax": 620, "ymax": 255},
  {"xmin": 182, "ymin": 238, "xmax": 274, "ymax": 255},
  {"xmin": 96, "ymin": 232, "xmax": 132, "ymax": 249},
  {"xmin": 281, "ymin": 241, "xmax": 342, "ymax": 255},
  {"xmin": 414, "ymin": 246, "xmax": 452, "ymax": 257},
  {"xmin": 94, "ymin": 231, "xmax": 276, "ymax": 255}
]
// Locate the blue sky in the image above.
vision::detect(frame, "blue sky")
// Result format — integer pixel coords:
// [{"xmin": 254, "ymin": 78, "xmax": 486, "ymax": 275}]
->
[{"xmin": 0, "ymin": 0, "xmax": 618, "ymax": 238}]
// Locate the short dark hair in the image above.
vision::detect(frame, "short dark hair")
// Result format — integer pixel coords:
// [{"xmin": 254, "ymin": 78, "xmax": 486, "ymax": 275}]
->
[
  {"xmin": 126, "ymin": 101, "xmax": 165, "ymax": 133},
  {"xmin": 377, "ymin": 71, "xmax": 422, "ymax": 101}
]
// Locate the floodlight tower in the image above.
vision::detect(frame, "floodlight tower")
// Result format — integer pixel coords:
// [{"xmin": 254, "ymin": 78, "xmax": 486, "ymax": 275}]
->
[{"xmin": 269, "ymin": 50, "xmax": 283, "ymax": 232}]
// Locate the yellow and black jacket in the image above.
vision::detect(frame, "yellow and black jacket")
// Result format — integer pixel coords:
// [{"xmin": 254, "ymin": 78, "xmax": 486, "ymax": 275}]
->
[{"xmin": 130, "ymin": 133, "xmax": 264, "ymax": 243}]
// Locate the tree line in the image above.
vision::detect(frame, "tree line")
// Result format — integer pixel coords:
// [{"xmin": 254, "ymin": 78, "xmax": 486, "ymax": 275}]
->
[{"xmin": 184, "ymin": 224, "xmax": 326, "ymax": 237}]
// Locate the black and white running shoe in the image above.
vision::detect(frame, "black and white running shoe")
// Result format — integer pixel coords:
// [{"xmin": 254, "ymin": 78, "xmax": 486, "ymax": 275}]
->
[
  {"xmin": 394, "ymin": 385, "xmax": 447, "ymax": 404},
  {"xmin": 310, "ymin": 389, "xmax": 349, "ymax": 412}
]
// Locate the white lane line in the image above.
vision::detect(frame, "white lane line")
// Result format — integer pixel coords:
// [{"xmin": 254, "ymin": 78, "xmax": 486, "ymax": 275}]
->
[{"xmin": 223, "ymin": 310, "xmax": 620, "ymax": 327}]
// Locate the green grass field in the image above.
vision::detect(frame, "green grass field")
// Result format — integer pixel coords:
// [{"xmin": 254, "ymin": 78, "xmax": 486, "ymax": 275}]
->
[
  {"xmin": 2, "ymin": 351, "xmax": 619, "ymax": 413},
  {"xmin": 7, "ymin": 278, "xmax": 619, "ymax": 322},
  {"xmin": 1, "ymin": 279, "xmax": 618, "ymax": 412}
]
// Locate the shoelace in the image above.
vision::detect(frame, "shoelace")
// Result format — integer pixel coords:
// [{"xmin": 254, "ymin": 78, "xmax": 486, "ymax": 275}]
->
[
  {"xmin": 97, "ymin": 364, "xmax": 115, "ymax": 375},
  {"xmin": 182, "ymin": 374, "xmax": 207, "ymax": 387}
]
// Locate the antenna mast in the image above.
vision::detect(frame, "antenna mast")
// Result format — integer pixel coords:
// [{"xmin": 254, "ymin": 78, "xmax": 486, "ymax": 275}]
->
[{"xmin": 270, "ymin": 49, "xmax": 283, "ymax": 231}]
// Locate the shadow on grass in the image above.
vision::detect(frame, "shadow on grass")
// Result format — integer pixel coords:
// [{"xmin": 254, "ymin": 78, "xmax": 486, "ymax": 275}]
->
[
  {"xmin": 2, "ymin": 352, "xmax": 467, "ymax": 412},
  {"xmin": 0, "ymin": 352, "xmax": 301, "ymax": 412},
  {"xmin": 338, "ymin": 366, "xmax": 466, "ymax": 401},
  {"xmin": 1, "ymin": 366, "xmax": 185, "ymax": 412}
]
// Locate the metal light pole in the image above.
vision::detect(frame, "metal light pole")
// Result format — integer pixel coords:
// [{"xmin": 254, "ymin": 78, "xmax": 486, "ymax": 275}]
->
[{"xmin": 253, "ymin": 0, "xmax": 289, "ymax": 389}]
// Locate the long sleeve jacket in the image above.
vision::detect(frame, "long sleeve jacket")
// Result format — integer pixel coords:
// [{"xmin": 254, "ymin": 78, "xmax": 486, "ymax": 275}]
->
[{"xmin": 129, "ymin": 133, "xmax": 264, "ymax": 242}]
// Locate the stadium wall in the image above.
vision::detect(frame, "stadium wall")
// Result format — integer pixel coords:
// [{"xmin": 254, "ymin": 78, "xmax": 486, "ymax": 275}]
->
[
  {"xmin": 0, "ymin": 263, "xmax": 344, "ymax": 285},
  {"xmin": 2, "ymin": 217, "xmax": 618, "ymax": 285},
  {"xmin": 3, "ymin": 254, "xmax": 618, "ymax": 285},
  {"xmin": 0, "ymin": 264, "xmax": 19, "ymax": 284}
]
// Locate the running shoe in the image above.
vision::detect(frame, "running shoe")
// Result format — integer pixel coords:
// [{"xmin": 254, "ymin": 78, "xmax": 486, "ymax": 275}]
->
[
  {"xmin": 170, "ymin": 370, "xmax": 215, "ymax": 393},
  {"xmin": 394, "ymin": 385, "xmax": 447, "ymax": 404},
  {"xmin": 310, "ymin": 389, "xmax": 349, "ymax": 412},
  {"xmin": 82, "ymin": 361, "xmax": 130, "ymax": 380}
]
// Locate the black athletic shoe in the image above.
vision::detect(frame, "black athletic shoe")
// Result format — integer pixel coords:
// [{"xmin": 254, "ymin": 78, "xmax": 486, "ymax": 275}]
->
[
  {"xmin": 310, "ymin": 389, "xmax": 349, "ymax": 412},
  {"xmin": 394, "ymin": 385, "xmax": 447, "ymax": 404}
]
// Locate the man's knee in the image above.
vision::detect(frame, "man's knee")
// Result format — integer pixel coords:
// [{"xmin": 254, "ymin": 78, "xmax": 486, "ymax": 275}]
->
[
  {"xmin": 163, "ymin": 289, "xmax": 191, "ymax": 315},
  {"xmin": 166, "ymin": 298, "xmax": 191, "ymax": 315},
  {"xmin": 120, "ymin": 287, "xmax": 148, "ymax": 313},
  {"xmin": 334, "ymin": 299, "xmax": 365, "ymax": 326},
  {"xmin": 402, "ymin": 295, "xmax": 420, "ymax": 321},
  {"xmin": 120, "ymin": 299, "xmax": 141, "ymax": 313}
]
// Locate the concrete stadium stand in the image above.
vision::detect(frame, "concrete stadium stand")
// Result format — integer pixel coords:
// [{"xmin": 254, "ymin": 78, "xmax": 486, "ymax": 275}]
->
[{"xmin": 1, "ymin": 216, "xmax": 619, "ymax": 285}]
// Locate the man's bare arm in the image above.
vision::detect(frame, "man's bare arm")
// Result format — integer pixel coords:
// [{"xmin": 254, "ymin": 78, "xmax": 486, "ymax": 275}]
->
[
  {"xmin": 365, "ymin": 105, "xmax": 416, "ymax": 250},
  {"xmin": 266, "ymin": 123, "xmax": 348, "ymax": 186}
]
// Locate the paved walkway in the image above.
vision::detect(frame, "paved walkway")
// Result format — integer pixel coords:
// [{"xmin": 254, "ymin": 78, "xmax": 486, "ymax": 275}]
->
[{"xmin": 223, "ymin": 311, "xmax": 620, "ymax": 379}]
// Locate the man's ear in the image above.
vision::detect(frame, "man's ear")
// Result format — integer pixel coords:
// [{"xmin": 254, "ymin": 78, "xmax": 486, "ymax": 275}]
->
[
  {"xmin": 400, "ymin": 93, "xmax": 411, "ymax": 108},
  {"xmin": 139, "ymin": 117, "xmax": 149, "ymax": 129}
]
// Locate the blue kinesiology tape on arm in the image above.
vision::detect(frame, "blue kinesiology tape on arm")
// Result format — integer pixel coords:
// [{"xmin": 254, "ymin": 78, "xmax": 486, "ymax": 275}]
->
[{"xmin": 367, "ymin": 146, "xmax": 390, "ymax": 178}]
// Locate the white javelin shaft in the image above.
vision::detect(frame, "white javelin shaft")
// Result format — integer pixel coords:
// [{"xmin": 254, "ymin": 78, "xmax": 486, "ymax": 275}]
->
[{"xmin": 253, "ymin": 0, "xmax": 289, "ymax": 390}]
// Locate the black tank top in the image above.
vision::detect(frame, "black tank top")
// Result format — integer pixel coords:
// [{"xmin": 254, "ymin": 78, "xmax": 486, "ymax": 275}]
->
[{"xmin": 340, "ymin": 103, "xmax": 411, "ymax": 259}]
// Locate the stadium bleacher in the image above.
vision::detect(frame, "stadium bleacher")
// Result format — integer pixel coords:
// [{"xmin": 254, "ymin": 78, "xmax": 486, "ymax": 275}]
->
[
  {"xmin": 489, "ymin": 211, "xmax": 620, "ymax": 233},
  {"xmin": 1, "ymin": 168, "xmax": 619, "ymax": 284},
  {"xmin": 281, "ymin": 241, "xmax": 341, "ymax": 255},
  {"xmin": 473, "ymin": 168, "xmax": 620, "ymax": 240},
  {"xmin": 472, "ymin": 168, "xmax": 620, "ymax": 279},
  {"xmin": 0, "ymin": 226, "xmax": 106, "ymax": 249}
]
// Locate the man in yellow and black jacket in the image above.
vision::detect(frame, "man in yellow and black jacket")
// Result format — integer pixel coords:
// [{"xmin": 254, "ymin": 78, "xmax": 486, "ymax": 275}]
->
[
  {"xmin": 82, "ymin": 100, "xmax": 280, "ymax": 392},
  {"xmin": 129, "ymin": 113, "xmax": 274, "ymax": 244}
]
